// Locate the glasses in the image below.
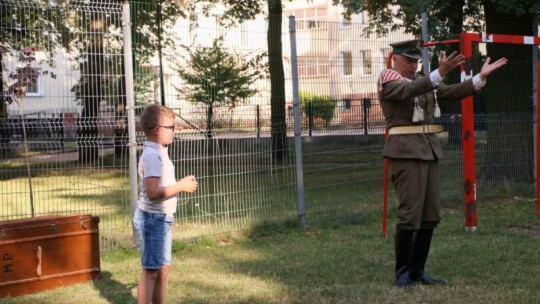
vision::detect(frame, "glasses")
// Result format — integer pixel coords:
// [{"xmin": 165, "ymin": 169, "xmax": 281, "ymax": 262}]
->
[{"xmin": 150, "ymin": 125, "xmax": 175, "ymax": 130}]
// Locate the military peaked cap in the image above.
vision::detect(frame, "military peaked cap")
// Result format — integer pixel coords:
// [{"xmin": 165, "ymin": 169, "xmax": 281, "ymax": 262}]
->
[{"xmin": 390, "ymin": 39, "xmax": 423, "ymax": 60}]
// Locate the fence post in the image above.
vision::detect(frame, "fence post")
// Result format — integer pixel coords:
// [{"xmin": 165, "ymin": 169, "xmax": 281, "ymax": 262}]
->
[
  {"xmin": 289, "ymin": 15, "xmax": 306, "ymax": 227},
  {"xmin": 123, "ymin": 1, "xmax": 139, "ymax": 246},
  {"xmin": 421, "ymin": 12, "xmax": 429, "ymax": 74},
  {"xmin": 362, "ymin": 98, "xmax": 370, "ymax": 135},
  {"xmin": 256, "ymin": 105, "xmax": 260, "ymax": 138},
  {"xmin": 308, "ymin": 102, "xmax": 313, "ymax": 136}
]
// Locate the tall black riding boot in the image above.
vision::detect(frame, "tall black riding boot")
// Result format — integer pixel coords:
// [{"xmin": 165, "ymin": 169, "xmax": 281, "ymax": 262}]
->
[
  {"xmin": 410, "ymin": 228, "xmax": 446, "ymax": 285},
  {"xmin": 394, "ymin": 227, "xmax": 414, "ymax": 287}
]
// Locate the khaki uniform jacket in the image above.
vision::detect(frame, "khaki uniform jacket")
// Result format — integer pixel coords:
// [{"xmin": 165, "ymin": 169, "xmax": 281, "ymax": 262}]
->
[{"xmin": 378, "ymin": 70, "xmax": 477, "ymax": 160}]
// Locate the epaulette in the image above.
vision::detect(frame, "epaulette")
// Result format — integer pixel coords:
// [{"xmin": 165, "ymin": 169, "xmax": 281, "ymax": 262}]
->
[{"xmin": 378, "ymin": 69, "xmax": 402, "ymax": 90}]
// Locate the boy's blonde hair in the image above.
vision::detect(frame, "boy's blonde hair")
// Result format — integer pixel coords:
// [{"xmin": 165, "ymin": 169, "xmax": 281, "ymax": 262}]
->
[{"xmin": 140, "ymin": 104, "xmax": 175, "ymax": 136}]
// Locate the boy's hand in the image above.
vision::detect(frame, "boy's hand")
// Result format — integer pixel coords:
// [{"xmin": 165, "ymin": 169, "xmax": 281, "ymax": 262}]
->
[{"xmin": 179, "ymin": 175, "xmax": 198, "ymax": 193}]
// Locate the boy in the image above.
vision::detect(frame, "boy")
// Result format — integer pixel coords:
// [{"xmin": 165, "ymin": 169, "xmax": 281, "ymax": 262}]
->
[{"xmin": 133, "ymin": 104, "xmax": 198, "ymax": 303}]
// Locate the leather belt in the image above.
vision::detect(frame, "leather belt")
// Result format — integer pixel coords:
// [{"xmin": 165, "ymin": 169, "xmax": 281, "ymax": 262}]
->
[{"xmin": 388, "ymin": 124, "xmax": 444, "ymax": 135}]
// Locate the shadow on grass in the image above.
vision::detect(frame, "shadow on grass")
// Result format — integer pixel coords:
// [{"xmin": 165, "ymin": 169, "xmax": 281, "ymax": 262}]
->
[
  {"xmin": 94, "ymin": 271, "xmax": 137, "ymax": 304},
  {"xmin": 230, "ymin": 218, "xmax": 394, "ymax": 302}
]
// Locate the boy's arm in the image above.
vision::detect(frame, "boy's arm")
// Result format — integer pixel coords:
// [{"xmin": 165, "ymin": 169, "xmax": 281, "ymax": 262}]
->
[{"xmin": 145, "ymin": 175, "xmax": 198, "ymax": 201}]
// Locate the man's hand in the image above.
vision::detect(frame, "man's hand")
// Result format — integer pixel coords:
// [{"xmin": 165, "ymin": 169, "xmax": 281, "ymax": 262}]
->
[
  {"xmin": 479, "ymin": 57, "xmax": 508, "ymax": 81},
  {"xmin": 438, "ymin": 51, "xmax": 465, "ymax": 77}
]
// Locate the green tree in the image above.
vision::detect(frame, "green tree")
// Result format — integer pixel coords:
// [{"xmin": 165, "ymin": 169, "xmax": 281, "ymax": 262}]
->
[
  {"xmin": 65, "ymin": 0, "xmax": 187, "ymax": 160},
  {"xmin": 2, "ymin": 47, "xmax": 57, "ymax": 217},
  {"xmin": 185, "ymin": 0, "xmax": 288, "ymax": 160},
  {"xmin": 0, "ymin": 0, "xmax": 68, "ymax": 159},
  {"xmin": 174, "ymin": 37, "xmax": 264, "ymax": 139},
  {"xmin": 335, "ymin": 0, "xmax": 539, "ymax": 180},
  {"xmin": 120, "ymin": 0, "xmax": 188, "ymax": 155}
]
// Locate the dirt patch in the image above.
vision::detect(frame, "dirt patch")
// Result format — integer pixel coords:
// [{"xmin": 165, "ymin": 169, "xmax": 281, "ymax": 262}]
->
[{"xmin": 506, "ymin": 225, "xmax": 540, "ymax": 239}]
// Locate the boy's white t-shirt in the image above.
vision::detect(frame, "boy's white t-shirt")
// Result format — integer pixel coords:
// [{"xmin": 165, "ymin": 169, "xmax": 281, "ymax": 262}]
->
[{"xmin": 137, "ymin": 141, "xmax": 177, "ymax": 215}]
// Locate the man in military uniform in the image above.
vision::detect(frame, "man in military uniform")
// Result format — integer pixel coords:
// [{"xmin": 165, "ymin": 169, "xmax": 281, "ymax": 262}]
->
[{"xmin": 378, "ymin": 39, "xmax": 507, "ymax": 287}]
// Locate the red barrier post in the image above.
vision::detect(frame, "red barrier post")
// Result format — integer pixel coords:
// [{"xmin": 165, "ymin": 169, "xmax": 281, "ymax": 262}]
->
[
  {"xmin": 381, "ymin": 53, "xmax": 394, "ymax": 237},
  {"xmin": 383, "ymin": 152, "xmax": 389, "ymax": 237},
  {"xmin": 460, "ymin": 33, "xmax": 478, "ymax": 231},
  {"xmin": 537, "ymin": 60, "xmax": 540, "ymax": 216}
]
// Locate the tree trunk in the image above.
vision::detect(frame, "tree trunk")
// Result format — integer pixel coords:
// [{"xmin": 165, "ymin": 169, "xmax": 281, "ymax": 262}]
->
[
  {"xmin": 206, "ymin": 104, "xmax": 214, "ymax": 139},
  {"xmin": 78, "ymin": 15, "xmax": 105, "ymax": 164},
  {"xmin": 267, "ymin": 0, "xmax": 287, "ymax": 161},
  {"xmin": 0, "ymin": 57, "xmax": 9, "ymax": 159},
  {"xmin": 114, "ymin": 56, "xmax": 129, "ymax": 158},
  {"xmin": 482, "ymin": 2, "xmax": 535, "ymax": 181}
]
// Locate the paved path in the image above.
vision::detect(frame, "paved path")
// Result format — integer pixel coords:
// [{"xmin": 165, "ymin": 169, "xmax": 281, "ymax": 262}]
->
[{"xmin": 1, "ymin": 148, "xmax": 114, "ymax": 164}]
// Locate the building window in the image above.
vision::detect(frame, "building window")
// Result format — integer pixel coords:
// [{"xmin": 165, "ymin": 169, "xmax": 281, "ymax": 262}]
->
[
  {"xmin": 341, "ymin": 51, "xmax": 352, "ymax": 76},
  {"xmin": 341, "ymin": 99, "xmax": 351, "ymax": 111},
  {"xmin": 16, "ymin": 67, "xmax": 42, "ymax": 96},
  {"xmin": 381, "ymin": 47, "xmax": 390, "ymax": 65},
  {"xmin": 359, "ymin": 50, "xmax": 372, "ymax": 75},
  {"xmin": 289, "ymin": 7, "xmax": 327, "ymax": 30},
  {"xmin": 297, "ymin": 56, "xmax": 329, "ymax": 78}
]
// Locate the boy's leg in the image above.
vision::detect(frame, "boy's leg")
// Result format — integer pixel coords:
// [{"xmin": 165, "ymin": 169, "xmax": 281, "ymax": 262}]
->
[
  {"xmin": 138, "ymin": 269, "xmax": 159, "ymax": 304},
  {"xmin": 152, "ymin": 265, "xmax": 171, "ymax": 304},
  {"xmin": 136, "ymin": 210, "xmax": 173, "ymax": 303},
  {"xmin": 151, "ymin": 214, "xmax": 173, "ymax": 303}
]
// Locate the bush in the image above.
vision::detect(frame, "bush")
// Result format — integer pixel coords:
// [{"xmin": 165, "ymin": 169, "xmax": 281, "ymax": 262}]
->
[{"xmin": 299, "ymin": 92, "xmax": 338, "ymax": 125}]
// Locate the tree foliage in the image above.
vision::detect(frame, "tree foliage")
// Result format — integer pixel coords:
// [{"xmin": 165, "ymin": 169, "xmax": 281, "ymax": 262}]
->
[
  {"xmin": 174, "ymin": 37, "xmax": 265, "ymax": 137},
  {"xmin": 175, "ymin": 37, "xmax": 265, "ymax": 108},
  {"xmin": 333, "ymin": 0, "xmax": 539, "ymax": 181},
  {"xmin": 0, "ymin": 0, "xmax": 69, "ymax": 158},
  {"xmin": 185, "ymin": 0, "xmax": 289, "ymax": 159},
  {"xmin": 0, "ymin": 1, "xmax": 70, "ymax": 64},
  {"xmin": 333, "ymin": 0, "xmax": 539, "ymax": 40},
  {"xmin": 0, "ymin": 0, "xmax": 68, "ymax": 109},
  {"xmin": 184, "ymin": 0, "xmax": 264, "ymax": 27}
]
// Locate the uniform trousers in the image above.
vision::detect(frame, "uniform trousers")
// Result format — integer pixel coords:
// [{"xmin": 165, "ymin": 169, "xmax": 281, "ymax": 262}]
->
[{"xmin": 389, "ymin": 158, "xmax": 441, "ymax": 230}]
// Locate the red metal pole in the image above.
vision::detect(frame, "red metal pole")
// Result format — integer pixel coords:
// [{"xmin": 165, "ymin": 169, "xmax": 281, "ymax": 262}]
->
[
  {"xmin": 537, "ymin": 60, "xmax": 540, "ymax": 216},
  {"xmin": 382, "ymin": 53, "xmax": 394, "ymax": 237},
  {"xmin": 460, "ymin": 33, "xmax": 478, "ymax": 231},
  {"xmin": 459, "ymin": 32, "xmax": 540, "ymax": 219},
  {"xmin": 422, "ymin": 39, "xmax": 460, "ymax": 47},
  {"xmin": 383, "ymin": 153, "xmax": 389, "ymax": 237}
]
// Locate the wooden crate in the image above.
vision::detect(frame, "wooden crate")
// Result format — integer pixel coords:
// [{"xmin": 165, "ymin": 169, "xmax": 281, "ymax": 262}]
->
[{"xmin": 0, "ymin": 214, "xmax": 100, "ymax": 298}]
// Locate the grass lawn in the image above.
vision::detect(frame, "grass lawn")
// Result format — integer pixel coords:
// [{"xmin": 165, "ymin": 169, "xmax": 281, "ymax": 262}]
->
[{"xmin": 2, "ymin": 195, "xmax": 539, "ymax": 303}]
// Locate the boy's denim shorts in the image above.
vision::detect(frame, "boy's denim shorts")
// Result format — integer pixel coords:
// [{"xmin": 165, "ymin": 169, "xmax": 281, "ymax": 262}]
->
[{"xmin": 133, "ymin": 207, "xmax": 173, "ymax": 269}]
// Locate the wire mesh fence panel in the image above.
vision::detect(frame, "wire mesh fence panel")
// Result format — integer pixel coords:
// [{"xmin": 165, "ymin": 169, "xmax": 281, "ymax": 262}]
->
[
  {"xmin": 288, "ymin": 19, "xmax": 405, "ymax": 224},
  {"xmin": 131, "ymin": 2, "xmax": 299, "ymax": 241},
  {"xmin": 170, "ymin": 132, "xmax": 297, "ymax": 239},
  {"xmin": 0, "ymin": 1, "xmax": 537, "ymax": 251},
  {"xmin": 434, "ymin": 40, "xmax": 537, "ymax": 206},
  {"xmin": 0, "ymin": 1, "xmax": 132, "ymax": 251}
]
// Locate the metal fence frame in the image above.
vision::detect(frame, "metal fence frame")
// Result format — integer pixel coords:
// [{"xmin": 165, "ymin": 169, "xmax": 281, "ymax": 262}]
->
[{"xmin": 0, "ymin": 1, "xmax": 537, "ymax": 251}]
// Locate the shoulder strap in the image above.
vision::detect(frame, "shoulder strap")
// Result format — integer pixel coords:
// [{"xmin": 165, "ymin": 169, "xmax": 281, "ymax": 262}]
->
[{"xmin": 378, "ymin": 69, "xmax": 402, "ymax": 91}]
